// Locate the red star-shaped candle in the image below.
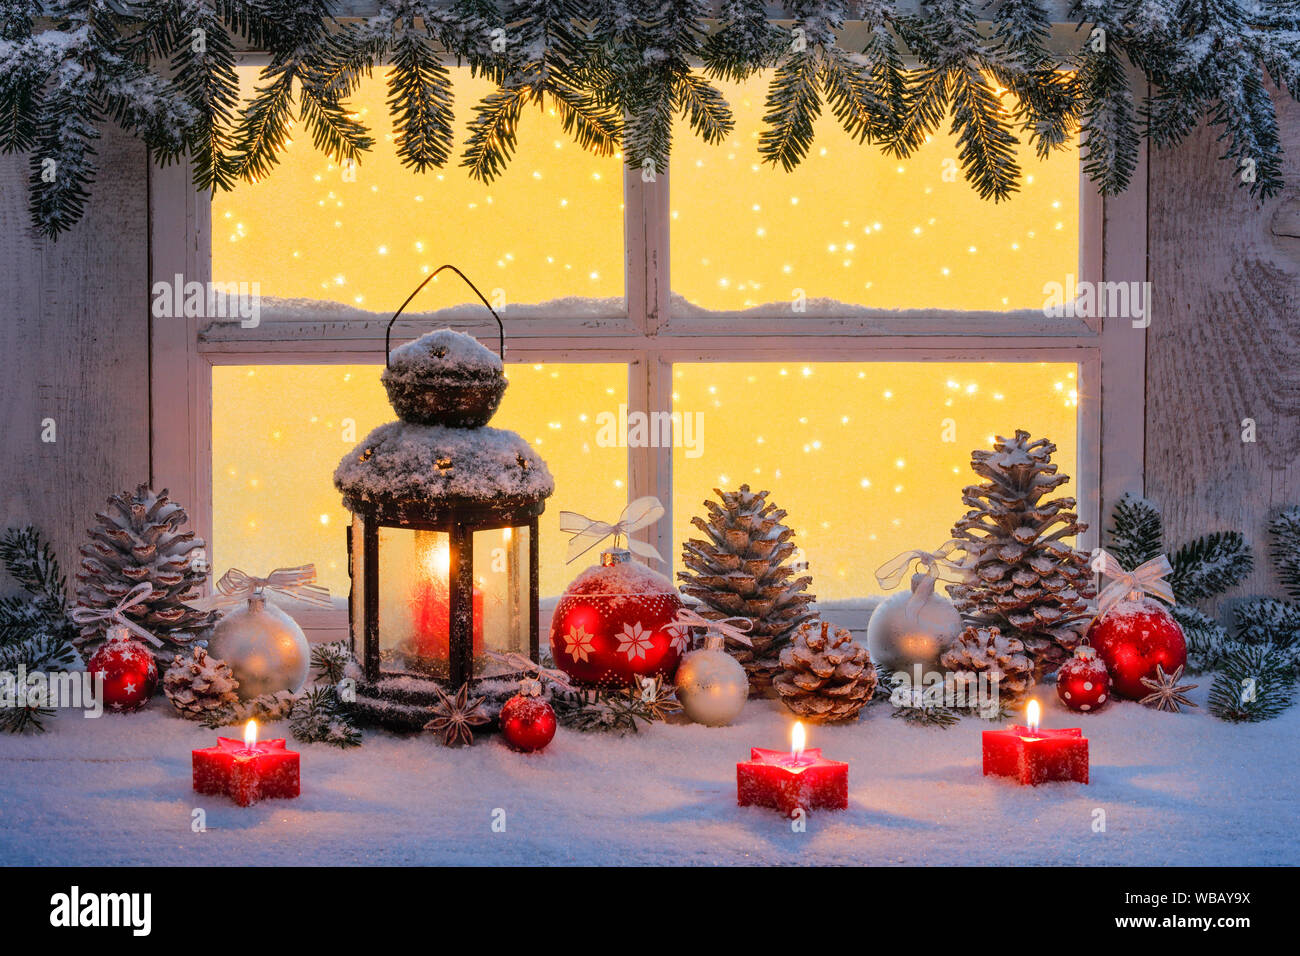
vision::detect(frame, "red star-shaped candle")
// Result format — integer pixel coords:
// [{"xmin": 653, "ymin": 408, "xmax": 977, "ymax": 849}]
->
[
  {"xmin": 982, "ymin": 700, "xmax": 1089, "ymax": 785},
  {"xmin": 192, "ymin": 721, "xmax": 300, "ymax": 807},
  {"xmin": 737, "ymin": 723, "xmax": 848, "ymax": 814}
]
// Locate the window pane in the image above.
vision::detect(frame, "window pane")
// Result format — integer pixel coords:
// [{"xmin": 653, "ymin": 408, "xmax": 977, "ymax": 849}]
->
[
  {"xmin": 212, "ymin": 67, "xmax": 625, "ymax": 312},
  {"xmin": 212, "ymin": 362, "xmax": 628, "ymax": 599},
  {"xmin": 670, "ymin": 74, "xmax": 1078, "ymax": 312},
  {"xmin": 671, "ymin": 362, "xmax": 1079, "ymax": 601}
]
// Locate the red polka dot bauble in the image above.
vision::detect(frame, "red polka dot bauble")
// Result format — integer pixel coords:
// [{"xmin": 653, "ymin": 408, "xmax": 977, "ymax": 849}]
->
[
  {"xmin": 549, "ymin": 549, "xmax": 685, "ymax": 689},
  {"xmin": 87, "ymin": 629, "xmax": 159, "ymax": 713},
  {"xmin": 1055, "ymin": 644, "xmax": 1111, "ymax": 712},
  {"xmin": 499, "ymin": 693, "xmax": 557, "ymax": 752},
  {"xmin": 1086, "ymin": 598, "xmax": 1187, "ymax": 699}
]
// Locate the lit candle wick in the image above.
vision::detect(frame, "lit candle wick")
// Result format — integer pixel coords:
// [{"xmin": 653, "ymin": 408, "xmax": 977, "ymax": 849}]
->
[
  {"xmin": 790, "ymin": 721, "xmax": 806, "ymax": 762},
  {"xmin": 1026, "ymin": 699, "xmax": 1040, "ymax": 735},
  {"xmin": 244, "ymin": 719, "xmax": 258, "ymax": 751}
]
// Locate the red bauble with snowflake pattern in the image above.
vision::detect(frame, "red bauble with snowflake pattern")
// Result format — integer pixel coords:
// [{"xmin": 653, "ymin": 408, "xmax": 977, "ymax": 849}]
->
[
  {"xmin": 1055, "ymin": 644, "xmax": 1111, "ymax": 712},
  {"xmin": 1086, "ymin": 598, "xmax": 1187, "ymax": 699},
  {"xmin": 549, "ymin": 549, "xmax": 685, "ymax": 689},
  {"xmin": 500, "ymin": 692, "xmax": 557, "ymax": 752},
  {"xmin": 86, "ymin": 629, "xmax": 159, "ymax": 712}
]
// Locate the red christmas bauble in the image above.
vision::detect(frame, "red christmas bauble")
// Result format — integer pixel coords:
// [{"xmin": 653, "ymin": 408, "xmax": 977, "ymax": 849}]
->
[
  {"xmin": 499, "ymin": 694, "xmax": 557, "ymax": 752},
  {"xmin": 1055, "ymin": 645, "xmax": 1111, "ymax": 712},
  {"xmin": 87, "ymin": 631, "xmax": 159, "ymax": 713},
  {"xmin": 1086, "ymin": 598, "xmax": 1187, "ymax": 699},
  {"xmin": 549, "ymin": 550, "xmax": 685, "ymax": 689}
]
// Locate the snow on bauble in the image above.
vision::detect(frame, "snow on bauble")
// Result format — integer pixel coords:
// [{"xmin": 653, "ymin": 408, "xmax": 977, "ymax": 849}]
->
[
  {"xmin": 1086, "ymin": 598, "xmax": 1187, "ymax": 699},
  {"xmin": 1055, "ymin": 644, "xmax": 1112, "ymax": 712}
]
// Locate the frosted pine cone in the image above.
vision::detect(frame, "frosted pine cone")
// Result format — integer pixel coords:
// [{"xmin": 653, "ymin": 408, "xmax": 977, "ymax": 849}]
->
[
  {"xmin": 774, "ymin": 620, "xmax": 876, "ymax": 722},
  {"xmin": 678, "ymin": 485, "xmax": 816, "ymax": 696},
  {"xmin": 75, "ymin": 484, "xmax": 218, "ymax": 661},
  {"xmin": 164, "ymin": 647, "xmax": 240, "ymax": 720},
  {"xmin": 946, "ymin": 431, "xmax": 1095, "ymax": 677},
  {"xmin": 940, "ymin": 625, "xmax": 1035, "ymax": 704}
]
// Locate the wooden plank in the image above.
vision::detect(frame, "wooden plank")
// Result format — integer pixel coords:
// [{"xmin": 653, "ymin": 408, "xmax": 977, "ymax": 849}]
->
[
  {"xmin": 1145, "ymin": 91, "xmax": 1300, "ymax": 598},
  {"xmin": 0, "ymin": 125, "xmax": 151, "ymax": 580}
]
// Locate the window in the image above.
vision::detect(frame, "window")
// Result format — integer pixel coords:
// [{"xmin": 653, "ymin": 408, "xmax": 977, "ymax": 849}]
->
[{"xmin": 153, "ymin": 50, "xmax": 1142, "ymax": 633}]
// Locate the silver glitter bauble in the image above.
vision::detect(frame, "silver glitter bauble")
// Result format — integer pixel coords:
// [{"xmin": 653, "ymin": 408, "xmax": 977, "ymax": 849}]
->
[
  {"xmin": 866, "ymin": 589, "xmax": 963, "ymax": 680},
  {"xmin": 674, "ymin": 647, "xmax": 748, "ymax": 726},
  {"xmin": 205, "ymin": 596, "xmax": 310, "ymax": 700}
]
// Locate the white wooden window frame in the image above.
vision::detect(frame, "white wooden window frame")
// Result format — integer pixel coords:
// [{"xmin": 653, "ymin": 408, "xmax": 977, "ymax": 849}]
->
[{"xmin": 149, "ymin": 40, "xmax": 1149, "ymax": 634}]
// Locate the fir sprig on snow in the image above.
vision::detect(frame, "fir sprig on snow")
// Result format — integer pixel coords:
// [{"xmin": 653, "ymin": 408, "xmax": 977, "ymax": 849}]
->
[
  {"xmin": 1208, "ymin": 644, "xmax": 1297, "ymax": 722},
  {"xmin": 0, "ymin": 527, "xmax": 80, "ymax": 734}
]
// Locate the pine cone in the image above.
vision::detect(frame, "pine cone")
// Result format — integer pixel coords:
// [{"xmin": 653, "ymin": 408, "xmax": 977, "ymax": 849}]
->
[
  {"xmin": 940, "ymin": 625, "xmax": 1035, "ymax": 704},
  {"xmin": 946, "ymin": 431, "xmax": 1095, "ymax": 677},
  {"xmin": 74, "ymin": 484, "xmax": 218, "ymax": 661},
  {"xmin": 774, "ymin": 620, "xmax": 876, "ymax": 722},
  {"xmin": 164, "ymin": 648, "xmax": 240, "ymax": 720},
  {"xmin": 678, "ymin": 485, "xmax": 816, "ymax": 696}
]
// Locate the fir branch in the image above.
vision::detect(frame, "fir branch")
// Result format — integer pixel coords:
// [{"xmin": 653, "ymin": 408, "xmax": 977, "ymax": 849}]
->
[
  {"xmin": 386, "ymin": 28, "xmax": 455, "ymax": 171},
  {"xmin": 702, "ymin": 0, "xmax": 785, "ymax": 83},
  {"xmin": 460, "ymin": 81, "xmax": 526, "ymax": 181},
  {"xmin": 1232, "ymin": 598, "xmax": 1300, "ymax": 654},
  {"xmin": 1105, "ymin": 493, "xmax": 1164, "ymax": 571},
  {"xmin": 1268, "ymin": 507, "xmax": 1300, "ymax": 601},
  {"xmin": 551, "ymin": 686, "xmax": 664, "ymax": 735},
  {"xmin": 1169, "ymin": 531, "xmax": 1253, "ymax": 603},
  {"xmin": 1208, "ymin": 643, "xmax": 1297, "ymax": 722},
  {"xmin": 1173, "ymin": 604, "xmax": 1230, "ymax": 674},
  {"xmin": 891, "ymin": 700, "xmax": 961, "ymax": 727},
  {"xmin": 290, "ymin": 684, "xmax": 362, "ymax": 748},
  {"xmin": 309, "ymin": 640, "xmax": 353, "ymax": 685},
  {"xmin": 759, "ymin": 51, "xmax": 821, "ymax": 171}
]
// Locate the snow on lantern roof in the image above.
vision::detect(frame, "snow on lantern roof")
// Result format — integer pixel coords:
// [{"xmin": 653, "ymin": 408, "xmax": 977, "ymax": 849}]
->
[
  {"xmin": 385, "ymin": 328, "xmax": 503, "ymax": 379},
  {"xmin": 335, "ymin": 420, "xmax": 554, "ymax": 512}
]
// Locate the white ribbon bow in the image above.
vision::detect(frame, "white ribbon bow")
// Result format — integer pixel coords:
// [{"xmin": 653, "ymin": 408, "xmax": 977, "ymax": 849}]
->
[
  {"xmin": 214, "ymin": 565, "xmax": 332, "ymax": 607},
  {"xmin": 875, "ymin": 540, "xmax": 974, "ymax": 613},
  {"xmin": 70, "ymin": 582, "xmax": 167, "ymax": 648},
  {"xmin": 559, "ymin": 496, "xmax": 665, "ymax": 564},
  {"xmin": 486, "ymin": 650, "xmax": 575, "ymax": 692},
  {"xmin": 671, "ymin": 606, "xmax": 753, "ymax": 650},
  {"xmin": 1093, "ymin": 549, "xmax": 1175, "ymax": 614}
]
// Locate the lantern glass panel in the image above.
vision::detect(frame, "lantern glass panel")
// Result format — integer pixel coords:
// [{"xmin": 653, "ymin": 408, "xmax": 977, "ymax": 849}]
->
[
  {"xmin": 473, "ymin": 525, "xmax": 532, "ymax": 677},
  {"xmin": 373, "ymin": 527, "xmax": 455, "ymax": 679}
]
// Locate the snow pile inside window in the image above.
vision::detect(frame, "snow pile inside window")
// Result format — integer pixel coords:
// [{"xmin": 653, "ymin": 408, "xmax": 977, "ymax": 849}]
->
[
  {"xmin": 385, "ymin": 328, "xmax": 503, "ymax": 382},
  {"xmin": 335, "ymin": 422, "xmax": 554, "ymax": 504}
]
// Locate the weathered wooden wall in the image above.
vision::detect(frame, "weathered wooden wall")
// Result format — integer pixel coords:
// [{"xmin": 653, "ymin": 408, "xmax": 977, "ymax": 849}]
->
[
  {"xmin": 1146, "ymin": 94, "xmax": 1300, "ymax": 599},
  {"xmin": 0, "ymin": 126, "xmax": 152, "ymax": 581}
]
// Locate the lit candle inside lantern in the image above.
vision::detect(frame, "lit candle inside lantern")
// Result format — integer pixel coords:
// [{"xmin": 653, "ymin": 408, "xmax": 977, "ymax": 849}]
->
[
  {"xmin": 737, "ymin": 721, "xmax": 849, "ymax": 814},
  {"xmin": 192, "ymin": 719, "xmax": 301, "ymax": 807},
  {"xmin": 982, "ymin": 699, "xmax": 1089, "ymax": 785},
  {"xmin": 412, "ymin": 531, "xmax": 484, "ymax": 661}
]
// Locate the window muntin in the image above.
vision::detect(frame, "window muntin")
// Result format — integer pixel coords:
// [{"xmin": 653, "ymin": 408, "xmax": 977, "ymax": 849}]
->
[
  {"xmin": 670, "ymin": 361, "xmax": 1081, "ymax": 601},
  {"xmin": 212, "ymin": 362, "xmax": 630, "ymax": 599},
  {"xmin": 212, "ymin": 67, "xmax": 627, "ymax": 313},
  {"xmin": 669, "ymin": 74, "xmax": 1080, "ymax": 314}
]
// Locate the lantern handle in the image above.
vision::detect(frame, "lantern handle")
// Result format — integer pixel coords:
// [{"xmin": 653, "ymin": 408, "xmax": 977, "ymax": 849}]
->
[{"xmin": 385, "ymin": 265, "xmax": 505, "ymax": 367}]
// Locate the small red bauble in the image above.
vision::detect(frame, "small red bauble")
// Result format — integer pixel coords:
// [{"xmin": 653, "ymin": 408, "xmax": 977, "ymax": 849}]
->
[
  {"xmin": 1086, "ymin": 598, "xmax": 1187, "ymax": 699},
  {"xmin": 1055, "ymin": 644, "xmax": 1111, "ymax": 712},
  {"xmin": 549, "ymin": 549, "xmax": 685, "ymax": 689},
  {"xmin": 87, "ymin": 630, "xmax": 159, "ymax": 712},
  {"xmin": 499, "ymin": 693, "xmax": 557, "ymax": 752}
]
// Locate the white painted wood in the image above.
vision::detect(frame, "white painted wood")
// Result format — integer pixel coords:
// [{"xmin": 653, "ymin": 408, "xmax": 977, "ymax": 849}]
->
[{"xmin": 0, "ymin": 124, "xmax": 151, "ymax": 575}]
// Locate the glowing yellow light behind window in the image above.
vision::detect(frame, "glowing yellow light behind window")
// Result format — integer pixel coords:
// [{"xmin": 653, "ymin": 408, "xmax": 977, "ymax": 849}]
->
[
  {"xmin": 671, "ymin": 362, "xmax": 1080, "ymax": 601},
  {"xmin": 212, "ymin": 68, "xmax": 625, "ymax": 310},
  {"xmin": 670, "ymin": 75, "xmax": 1079, "ymax": 312},
  {"xmin": 212, "ymin": 363, "xmax": 629, "ymax": 598}
]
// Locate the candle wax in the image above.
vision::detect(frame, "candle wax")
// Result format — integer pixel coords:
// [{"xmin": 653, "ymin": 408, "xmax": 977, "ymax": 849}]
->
[
  {"xmin": 982, "ymin": 725, "xmax": 1089, "ymax": 785},
  {"xmin": 737, "ymin": 747, "xmax": 848, "ymax": 814},
  {"xmin": 193, "ymin": 737, "xmax": 301, "ymax": 807}
]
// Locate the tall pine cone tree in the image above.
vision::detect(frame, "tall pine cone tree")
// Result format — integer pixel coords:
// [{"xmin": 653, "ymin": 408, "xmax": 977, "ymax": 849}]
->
[
  {"xmin": 678, "ymin": 486, "xmax": 816, "ymax": 696},
  {"xmin": 75, "ymin": 485, "xmax": 217, "ymax": 660},
  {"xmin": 947, "ymin": 431, "xmax": 1095, "ymax": 678}
]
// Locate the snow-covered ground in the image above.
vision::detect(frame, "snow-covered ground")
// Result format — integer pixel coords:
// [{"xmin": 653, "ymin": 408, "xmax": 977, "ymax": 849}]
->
[{"xmin": 1, "ymin": 683, "xmax": 1295, "ymax": 866}]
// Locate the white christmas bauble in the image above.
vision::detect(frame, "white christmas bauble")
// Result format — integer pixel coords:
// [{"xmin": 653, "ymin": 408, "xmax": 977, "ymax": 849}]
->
[
  {"xmin": 674, "ymin": 647, "xmax": 748, "ymax": 726},
  {"xmin": 866, "ymin": 589, "xmax": 963, "ymax": 681},
  {"xmin": 205, "ymin": 596, "xmax": 310, "ymax": 700}
]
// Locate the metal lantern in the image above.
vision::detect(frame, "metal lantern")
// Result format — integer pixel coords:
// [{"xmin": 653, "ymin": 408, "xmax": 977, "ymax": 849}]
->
[{"xmin": 334, "ymin": 266, "xmax": 554, "ymax": 728}]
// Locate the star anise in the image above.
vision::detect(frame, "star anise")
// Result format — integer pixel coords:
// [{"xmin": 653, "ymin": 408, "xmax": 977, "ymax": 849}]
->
[
  {"xmin": 424, "ymin": 683, "xmax": 489, "ymax": 746},
  {"xmin": 1139, "ymin": 664, "xmax": 1199, "ymax": 713}
]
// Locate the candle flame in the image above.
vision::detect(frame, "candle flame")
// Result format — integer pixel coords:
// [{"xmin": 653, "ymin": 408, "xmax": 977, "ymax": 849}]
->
[
  {"xmin": 791, "ymin": 721, "xmax": 806, "ymax": 757},
  {"xmin": 1026, "ymin": 699, "xmax": 1040, "ymax": 734},
  {"xmin": 244, "ymin": 719, "xmax": 258, "ymax": 750}
]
